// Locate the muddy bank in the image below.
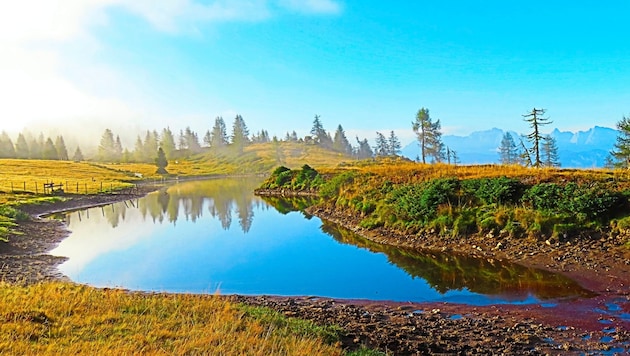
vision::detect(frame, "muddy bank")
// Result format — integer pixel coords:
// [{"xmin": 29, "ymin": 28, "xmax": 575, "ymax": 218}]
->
[{"xmin": 0, "ymin": 186, "xmax": 157, "ymax": 284}]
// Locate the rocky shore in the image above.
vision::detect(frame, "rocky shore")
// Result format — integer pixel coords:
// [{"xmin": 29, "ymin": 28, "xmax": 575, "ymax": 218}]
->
[{"xmin": 1, "ymin": 189, "xmax": 629, "ymax": 355}]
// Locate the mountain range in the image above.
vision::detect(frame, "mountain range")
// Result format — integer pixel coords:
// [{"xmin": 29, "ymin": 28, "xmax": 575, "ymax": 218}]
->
[{"xmin": 401, "ymin": 126, "xmax": 618, "ymax": 168}]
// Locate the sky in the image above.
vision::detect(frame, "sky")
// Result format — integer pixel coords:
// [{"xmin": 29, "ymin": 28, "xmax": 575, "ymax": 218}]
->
[{"xmin": 1, "ymin": 0, "xmax": 630, "ymax": 147}]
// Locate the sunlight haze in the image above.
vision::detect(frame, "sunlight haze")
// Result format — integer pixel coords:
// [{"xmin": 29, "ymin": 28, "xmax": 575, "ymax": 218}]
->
[{"xmin": 1, "ymin": 1, "xmax": 629, "ymax": 147}]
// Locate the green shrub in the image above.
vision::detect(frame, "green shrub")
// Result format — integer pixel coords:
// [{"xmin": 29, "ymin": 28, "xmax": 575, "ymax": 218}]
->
[
  {"xmin": 320, "ymin": 171, "xmax": 356, "ymax": 199},
  {"xmin": 461, "ymin": 177, "xmax": 523, "ymax": 205},
  {"xmin": 387, "ymin": 178, "xmax": 459, "ymax": 223},
  {"xmin": 453, "ymin": 209, "xmax": 478, "ymax": 236}
]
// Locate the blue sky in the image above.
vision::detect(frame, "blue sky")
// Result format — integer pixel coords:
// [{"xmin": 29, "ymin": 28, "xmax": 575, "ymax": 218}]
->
[{"xmin": 1, "ymin": 1, "xmax": 629, "ymax": 147}]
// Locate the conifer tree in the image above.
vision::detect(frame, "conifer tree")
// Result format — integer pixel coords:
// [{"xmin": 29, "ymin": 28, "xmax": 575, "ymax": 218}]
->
[
  {"xmin": 388, "ymin": 130, "xmax": 401, "ymax": 156},
  {"xmin": 155, "ymin": 147, "xmax": 169, "ymax": 174},
  {"xmin": 523, "ymin": 108, "xmax": 551, "ymax": 167},
  {"xmin": 72, "ymin": 146, "xmax": 84, "ymax": 161},
  {"xmin": 55, "ymin": 135, "xmax": 69, "ymax": 160},
  {"xmin": 230, "ymin": 115, "xmax": 250, "ymax": 152},
  {"xmin": 43, "ymin": 137, "xmax": 58, "ymax": 160},
  {"xmin": 374, "ymin": 132, "xmax": 389, "ymax": 157},
  {"xmin": 541, "ymin": 135, "xmax": 560, "ymax": 167},
  {"xmin": 332, "ymin": 125, "xmax": 352, "ymax": 155},
  {"xmin": 15, "ymin": 133, "xmax": 29, "ymax": 159},
  {"xmin": 355, "ymin": 137, "xmax": 374, "ymax": 159},
  {"xmin": 611, "ymin": 115, "xmax": 630, "ymax": 168},
  {"xmin": 160, "ymin": 127, "xmax": 177, "ymax": 159},
  {"xmin": 0, "ymin": 131, "xmax": 16, "ymax": 158},
  {"xmin": 98, "ymin": 129, "xmax": 116, "ymax": 162},
  {"xmin": 498, "ymin": 132, "xmax": 518, "ymax": 164},
  {"xmin": 412, "ymin": 108, "xmax": 444, "ymax": 163},
  {"xmin": 210, "ymin": 116, "xmax": 228, "ymax": 149}
]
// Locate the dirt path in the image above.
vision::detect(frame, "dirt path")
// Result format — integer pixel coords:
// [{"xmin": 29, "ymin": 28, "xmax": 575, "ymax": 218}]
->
[{"xmin": 1, "ymin": 191, "xmax": 629, "ymax": 355}]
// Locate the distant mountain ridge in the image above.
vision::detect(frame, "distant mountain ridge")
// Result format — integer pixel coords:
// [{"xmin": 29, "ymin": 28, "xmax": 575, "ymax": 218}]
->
[{"xmin": 401, "ymin": 126, "xmax": 618, "ymax": 168}]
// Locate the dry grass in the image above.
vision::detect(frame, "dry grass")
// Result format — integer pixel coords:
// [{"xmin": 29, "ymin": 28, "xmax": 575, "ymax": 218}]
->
[
  {"xmin": 0, "ymin": 282, "xmax": 341, "ymax": 356},
  {"xmin": 350, "ymin": 161, "xmax": 630, "ymax": 187}
]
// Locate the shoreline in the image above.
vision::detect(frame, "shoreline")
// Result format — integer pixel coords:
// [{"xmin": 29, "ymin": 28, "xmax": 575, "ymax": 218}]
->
[{"xmin": 1, "ymin": 186, "xmax": 629, "ymax": 354}]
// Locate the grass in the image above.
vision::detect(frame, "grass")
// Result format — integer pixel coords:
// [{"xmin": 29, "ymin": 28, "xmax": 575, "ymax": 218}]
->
[{"xmin": 0, "ymin": 282, "xmax": 343, "ymax": 355}]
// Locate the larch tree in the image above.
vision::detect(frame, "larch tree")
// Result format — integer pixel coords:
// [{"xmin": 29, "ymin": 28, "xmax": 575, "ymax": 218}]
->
[
  {"xmin": 523, "ymin": 108, "xmax": 551, "ymax": 168},
  {"xmin": 412, "ymin": 108, "xmax": 444, "ymax": 163},
  {"xmin": 610, "ymin": 115, "xmax": 630, "ymax": 168},
  {"xmin": 498, "ymin": 132, "xmax": 519, "ymax": 164}
]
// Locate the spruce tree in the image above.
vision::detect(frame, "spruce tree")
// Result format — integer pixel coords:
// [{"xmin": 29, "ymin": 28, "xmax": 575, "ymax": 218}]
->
[
  {"xmin": 15, "ymin": 133, "xmax": 29, "ymax": 159},
  {"xmin": 498, "ymin": 132, "xmax": 518, "ymax": 164},
  {"xmin": 541, "ymin": 135, "xmax": 560, "ymax": 167},
  {"xmin": 160, "ymin": 127, "xmax": 177, "ymax": 159},
  {"xmin": 210, "ymin": 116, "xmax": 228, "ymax": 149},
  {"xmin": 388, "ymin": 131, "xmax": 401, "ymax": 156},
  {"xmin": 55, "ymin": 135, "xmax": 69, "ymax": 160},
  {"xmin": 43, "ymin": 137, "xmax": 58, "ymax": 160},
  {"xmin": 72, "ymin": 146, "xmax": 84, "ymax": 161},
  {"xmin": 155, "ymin": 147, "xmax": 169, "ymax": 174},
  {"xmin": 374, "ymin": 132, "xmax": 389, "ymax": 157},
  {"xmin": 332, "ymin": 125, "xmax": 352, "ymax": 155},
  {"xmin": 0, "ymin": 131, "xmax": 16, "ymax": 158}
]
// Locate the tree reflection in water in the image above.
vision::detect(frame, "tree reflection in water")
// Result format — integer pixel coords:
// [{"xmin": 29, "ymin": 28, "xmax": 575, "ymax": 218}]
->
[{"xmin": 320, "ymin": 220, "xmax": 596, "ymax": 301}]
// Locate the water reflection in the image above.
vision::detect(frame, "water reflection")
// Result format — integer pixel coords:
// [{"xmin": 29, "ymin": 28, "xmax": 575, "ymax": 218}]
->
[
  {"xmin": 57, "ymin": 178, "xmax": 265, "ymax": 233},
  {"xmin": 321, "ymin": 221, "xmax": 596, "ymax": 301},
  {"xmin": 51, "ymin": 180, "xmax": 595, "ymax": 304}
]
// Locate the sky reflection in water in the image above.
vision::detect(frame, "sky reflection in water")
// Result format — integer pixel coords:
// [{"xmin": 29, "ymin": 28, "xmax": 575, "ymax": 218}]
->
[{"xmin": 51, "ymin": 178, "xmax": 594, "ymax": 305}]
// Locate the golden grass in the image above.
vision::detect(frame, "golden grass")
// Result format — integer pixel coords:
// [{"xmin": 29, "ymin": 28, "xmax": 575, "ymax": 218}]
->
[
  {"xmin": 0, "ymin": 282, "xmax": 341, "ymax": 356},
  {"xmin": 350, "ymin": 161, "xmax": 630, "ymax": 187}
]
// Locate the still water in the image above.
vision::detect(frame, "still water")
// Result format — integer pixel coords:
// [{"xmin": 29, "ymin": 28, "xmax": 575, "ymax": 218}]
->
[{"xmin": 51, "ymin": 178, "xmax": 594, "ymax": 305}]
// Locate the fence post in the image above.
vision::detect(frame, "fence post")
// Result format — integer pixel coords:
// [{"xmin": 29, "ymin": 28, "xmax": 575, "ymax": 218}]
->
[
  {"xmin": 35, "ymin": 182, "xmax": 38, "ymax": 194},
  {"xmin": 23, "ymin": 181, "xmax": 25, "ymax": 191},
  {"xmin": 85, "ymin": 183, "xmax": 87, "ymax": 194},
  {"xmin": 11, "ymin": 182, "xmax": 13, "ymax": 193},
  {"xmin": 76, "ymin": 182, "xmax": 79, "ymax": 193},
  {"xmin": 100, "ymin": 181, "xmax": 103, "ymax": 192}
]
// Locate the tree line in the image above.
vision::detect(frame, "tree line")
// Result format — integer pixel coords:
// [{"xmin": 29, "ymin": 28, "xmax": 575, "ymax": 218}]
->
[
  {"xmin": 4, "ymin": 108, "xmax": 630, "ymax": 169},
  {"xmin": 0, "ymin": 131, "xmax": 83, "ymax": 161}
]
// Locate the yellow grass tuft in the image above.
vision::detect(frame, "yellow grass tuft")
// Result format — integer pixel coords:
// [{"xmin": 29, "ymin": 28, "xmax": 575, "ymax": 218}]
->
[{"xmin": 0, "ymin": 282, "xmax": 341, "ymax": 356}]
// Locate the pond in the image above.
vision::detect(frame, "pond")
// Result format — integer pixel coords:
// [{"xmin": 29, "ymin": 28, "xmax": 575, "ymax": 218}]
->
[{"xmin": 51, "ymin": 177, "xmax": 595, "ymax": 305}]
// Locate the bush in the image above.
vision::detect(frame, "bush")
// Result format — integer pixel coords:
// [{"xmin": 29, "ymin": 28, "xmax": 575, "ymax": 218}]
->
[
  {"xmin": 387, "ymin": 178, "xmax": 459, "ymax": 223},
  {"xmin": 320, "ymin": 171, "xmax": 356, "ymax": 199},
  {"xmin": 522, "ymin": 182, "xmax": 623, "ymax": 221},
  {"xmin": 461, "ymin": 177, "xmax": 523, "ymax": 205},
  {"xmin": 453, "ymin": 208, "xmax": 478, "ymax": 236}
]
